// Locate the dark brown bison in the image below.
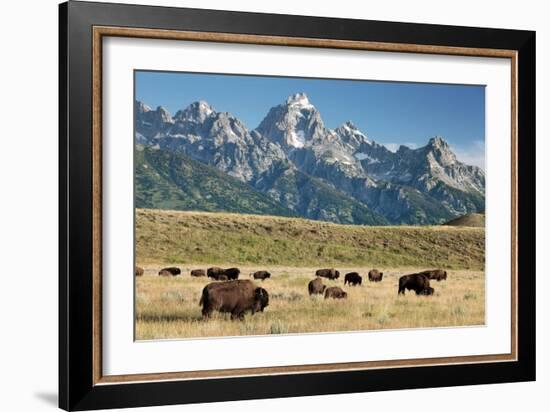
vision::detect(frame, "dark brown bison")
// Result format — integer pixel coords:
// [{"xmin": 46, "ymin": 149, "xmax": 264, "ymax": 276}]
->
[
  {"xmin": 308, "ymin": 277, "xmax": 326, "ymax": 295},
  {"xmin": 190, "ymin": 269, "xmax": 206, "ymax": 277},
  {"xmin": 316, "ymin": 268, "xmax": 340, "ymax": 280},
  {"xmin": 398, "ymin": 273, "xmax": 431, "ymax": 295},
  {"xmin": 344, "ymin": 272, "xmax": 362, "ymax": 286},
  {"xmin": 324, "ymin": 286, "xmax": 348, "ymax": 299},
  {"xmin": 419, "ymin": 269, "xmax": 448, "ymax": 281},
  {"xmin": 207, "ymin": 267, "xmax": 240, "ymax": 280},
  {"xmin": 368, "ymin": 269, "xmax": 383, "ymax": 282},
  {"xmin": 135, "ymin": 266, "xmax": 144, "ymax": 277},
  {"xmin": 207, "ymin": 267, "xmax": 225, "ymax": 279},
  {"xmin": 224, "ymin": 267, "xmax": 240, "ymax": 280},
  {"xmin": 199, "ymin": 280, "xmax": 269, "ymax": 320},
  {"xmin": 250, "ymin": 270, "xmax": 271, "ymax": 281},
  {"xmin": 159, "ymin": 267, "xmax": 181, "ymax": 276},
  {"xmin": 158, "ymin": 269, "xmax": 171, "ymax": 277},
  {"xmin": 418, "ymin": 286, "xmax": 435, "ymax": 296}
]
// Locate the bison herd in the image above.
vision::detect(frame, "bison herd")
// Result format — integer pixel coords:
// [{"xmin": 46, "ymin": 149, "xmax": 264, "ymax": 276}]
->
[{"xmin": 136, "ymin": 265, "xmax": 448, "ymax": 320}]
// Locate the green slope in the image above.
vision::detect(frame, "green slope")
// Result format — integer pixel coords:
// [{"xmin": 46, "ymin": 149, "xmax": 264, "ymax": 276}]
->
[
  {"xmin": 136, "ymin": 208, "xmax": 485, "ymax": 270},
  {"xmin": 135, "ymin": 147, "xmax": 296, "ymax": 217}
]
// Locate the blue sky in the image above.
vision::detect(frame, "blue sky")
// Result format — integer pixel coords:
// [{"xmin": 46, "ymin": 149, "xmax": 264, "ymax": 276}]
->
[{"xmin": 135, "ymin": 70, "xmax": 485, "ymax": 169}]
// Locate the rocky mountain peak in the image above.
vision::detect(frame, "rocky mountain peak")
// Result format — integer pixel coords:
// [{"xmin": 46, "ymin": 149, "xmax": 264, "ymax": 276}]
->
[
  {"xmin": 425, "ymin": 136, "xmax": 456, "ymax": 166},
  {"xmin": 175, "ymin": 100, "xmax": 216, "ymax": 123},
  {"xmin": 136, "ymin": 100, "xmax": 152, "ymax": 114},
  {"xmin": 285, "ymin": 92, "xmax": 313, "ymax": 109},
  {"xmin": 155, "ymin": 106, "xmax": 174, "ymax": 124},
  {"xmin": 428, "ymin": 136, "xmax": 448, "ymax": 149},
  {"xmin": 256, "ymin": 93, "xmax": 325, "ymax": 150}
]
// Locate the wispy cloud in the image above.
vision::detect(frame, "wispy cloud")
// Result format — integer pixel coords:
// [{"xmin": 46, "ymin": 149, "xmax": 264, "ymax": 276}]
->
[{"xmin": 451, "ymin": 140, "xmax": 485, "ymax": 170}]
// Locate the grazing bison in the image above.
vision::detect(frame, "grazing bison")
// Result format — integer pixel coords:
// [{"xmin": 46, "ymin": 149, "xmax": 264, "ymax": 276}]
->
[
  {"xmin": 250, "ymin": 270, "xmax": 271, "ymax": 281},
  {"xmin": 324, "ymin": 286, "xmax": 348, "ymax": 299},
  {"xmin": 158, "ymin": 269, "xmax": 171, "ymax": 277},
  {"xmin": 190, "ymin": 269, "xmax": 206, "ymax": 277},
  {"xmin": 135, "ymin": 266, "xmax": 144, "ymax": 277},
  {"xmin": 368, "ymin": 269, "xmax": 383, "ymax": 282},
  {"xmin": 159, "ymin": 267, "xmax": 181, "ymax": 276},
  {"xmin": 419, "ymin": 286, "xmax": 435, "ymax": 296},
  {"xmin": 344, "ymin": 272, "xmax": 362, "ymax": 286},
  {"xmin": 316, "ymin": 268, "xmax": 340, "ymax": 280},
  {"xmin": 207, "ymin": 267, "xmax": 225, "ymax": 280},
  {"xmin": 199, "ymin": 280, "xmax": 269, "ymax": 320},
  {"xmin": 308, "ymin": 277, "xmax": 326, "ymax": 295},
  {"xmin": 419, "ymin": 269, "xmax": 448, "ymax": 281},
  {"xmin": 208, "ymin": 267, "xmax": 240, "ymax": 280},
  {"xmin": 224, "ymin": 267, "xmax": 240, "ymax": 280},
  {"xmin": 398, "ymin": 273, "xmax": 431, "ymax": 295}
]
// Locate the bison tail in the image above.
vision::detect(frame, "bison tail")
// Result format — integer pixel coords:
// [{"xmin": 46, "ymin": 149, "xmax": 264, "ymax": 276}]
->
[{"xmin": 199, "ymin": 289, "xmax": 207, "ymax": 307}]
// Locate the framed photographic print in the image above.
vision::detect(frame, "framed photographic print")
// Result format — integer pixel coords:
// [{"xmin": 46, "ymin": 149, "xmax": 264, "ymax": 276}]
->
[{"xmin": 59, "ymin": 1, "xmax": 535, "ymax": 410}]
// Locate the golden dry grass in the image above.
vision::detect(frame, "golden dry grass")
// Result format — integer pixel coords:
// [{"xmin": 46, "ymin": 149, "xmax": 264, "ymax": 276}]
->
[{"xmin": 135, "ymin": 265, "xmax": 485, "ymax": 340}]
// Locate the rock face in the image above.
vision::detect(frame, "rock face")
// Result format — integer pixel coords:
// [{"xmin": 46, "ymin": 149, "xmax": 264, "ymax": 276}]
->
[{"xmin": 135, "ymin": 93, "xmax": 485, "ymax": 225}]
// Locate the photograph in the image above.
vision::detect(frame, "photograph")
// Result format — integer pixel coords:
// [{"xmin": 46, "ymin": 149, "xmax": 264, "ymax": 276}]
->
[{"xmin": 134, "ymin": 71, "xmax": 486, "ymax": 340}]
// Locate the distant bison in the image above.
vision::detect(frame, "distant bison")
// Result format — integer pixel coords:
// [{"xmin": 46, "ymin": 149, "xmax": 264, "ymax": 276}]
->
[
  {"xmin": 190, "ymin": 269, "xmax": 206, "ymax": 277},
  {"xmin": 207, "ymin": 267, "xmax": 225, "ymax": 280},
  {"xmin": 224, "ymin": 267, "xmax": 240, "ymax": 280},
  {"xmin": 207, "ymin": 267, "xmax": 240, "ymax": 280},
  {"xmin": 308, "ymin": 277, "xmax": 326, "ymax": 295},
  {"xmin": 135, "ymin": 266, "xmax": 144, "ymax": 277},
  {"xmin": 344, "ymin": 272, "xmax": 362, "ymax": 286},
  {"xmin": 398, "ymin": 273, "xmax": 431, "ymax": 295},
  {"xmin": 419, "ymin": 269, "xmax": 447, "ymax": 281},
  {"xmin": 316, "ymin": 268, "xmax": 340, "ymax": 280},
  {"xmin": 324, "ymin": 286, "xmax": 348, "ymax": 299},
  {"xmin": 158, "ymin": 270, "xmax": 171, "ymax": 277},
  {"xmin": 419, "ymin": 286, "xmax": 435, "ymax": 296},
  {"xmin": 250, "ymin": 271, "xmax": 271, "ymax": 281},
  {"xmin": 368, "ymin": 269, "xmax": 383, "ymax": 282},
  {"xmin": 199, "ymin": 280, "xmax": 269, "ymax": 320},
  {"xmin": 159, "ymin": 267, "xmax": 181, "ymax": 276}
]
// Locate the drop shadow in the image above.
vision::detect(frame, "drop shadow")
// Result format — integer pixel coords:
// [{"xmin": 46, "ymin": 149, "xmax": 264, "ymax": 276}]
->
[{"xmin": 34, "ymin": 392, "xmax": 58, "ymax": 407}]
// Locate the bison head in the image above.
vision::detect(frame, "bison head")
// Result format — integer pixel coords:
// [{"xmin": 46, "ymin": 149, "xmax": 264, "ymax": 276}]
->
[
  {"xmin": 254, "ymin": 287, "xmax": 269, "ymax": 312},
  {"xmin": 335, "ymin": 270, "xmax": 340, "ymax": 279},
  {"xmin": 420, "ymin": 287, "xmax": 434, "ymax": 296}
]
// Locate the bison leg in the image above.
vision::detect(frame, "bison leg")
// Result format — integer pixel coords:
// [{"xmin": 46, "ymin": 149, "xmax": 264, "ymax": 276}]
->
[
  {"xmin": 202, "ymin": 306, "xmax": 213, "ymax": 319},
  {"xmin": 230, "ymin": 309, "xmax": 245, "ymax": 321}
]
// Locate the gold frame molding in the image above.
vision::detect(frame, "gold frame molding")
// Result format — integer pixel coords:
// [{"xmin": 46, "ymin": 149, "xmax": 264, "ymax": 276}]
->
[{"xmin": 91, "ymin": 26, "xmax": 518, "ymax": 386}]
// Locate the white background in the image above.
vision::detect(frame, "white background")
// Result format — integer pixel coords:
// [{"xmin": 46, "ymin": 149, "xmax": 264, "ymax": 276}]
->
[
  {"xmin": 103, "ymin": 37, "xmax": 511, "ymax": 376},
  {"xmin": 0, "ymin": 0, "xmax": 546, "ymax": 411}
]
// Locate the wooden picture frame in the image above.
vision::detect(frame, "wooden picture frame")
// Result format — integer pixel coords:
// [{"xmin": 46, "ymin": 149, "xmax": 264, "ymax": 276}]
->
[{"xmin": 59, "ymin": 1, "xmax": 535, "ymax": 410}]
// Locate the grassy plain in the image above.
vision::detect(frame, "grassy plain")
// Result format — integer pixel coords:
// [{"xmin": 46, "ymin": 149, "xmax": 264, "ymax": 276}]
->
[
  {"xmin": 135, "ymin": 209, "xmax": 485, "ymax": 340},
  {"xmin": 136, "ymin": 266, "xmax": 484, "ymax": 339}
]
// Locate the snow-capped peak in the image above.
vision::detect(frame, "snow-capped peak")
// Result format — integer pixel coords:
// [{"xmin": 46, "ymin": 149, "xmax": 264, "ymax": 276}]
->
[
  {"xmin": 285, "ymin": 92, "xmax": 314, "ymax": 110},
  {"xmin": 335, "ymin": 121, "xmax": 371, "ymax": 148},
  {"xmin": 197, "ymin": 100, "xmax": 214, "ymax": 116},
  {"xmin": 136, "ymin": 100, "xmax": 152, "ymax": 113}
]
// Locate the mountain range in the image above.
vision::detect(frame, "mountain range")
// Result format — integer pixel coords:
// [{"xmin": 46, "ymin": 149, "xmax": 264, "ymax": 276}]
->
[{"xmin": 135, "ymin": 92, "xmax": 485, "ymax": 225}]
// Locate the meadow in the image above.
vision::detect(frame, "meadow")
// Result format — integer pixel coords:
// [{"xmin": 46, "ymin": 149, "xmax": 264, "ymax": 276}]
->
[{"xmin": 135, "ymin": 209, "xmax": 485, "ymax": 340}]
